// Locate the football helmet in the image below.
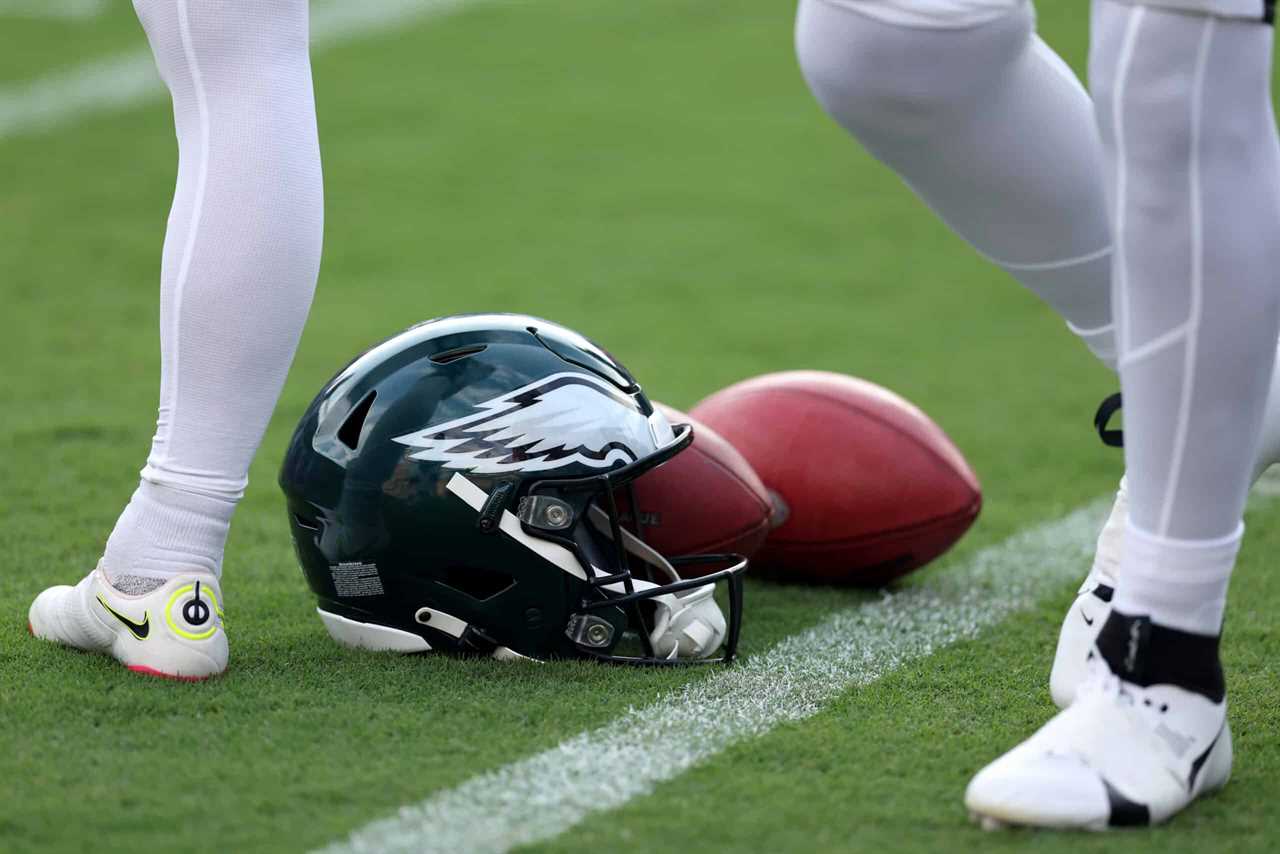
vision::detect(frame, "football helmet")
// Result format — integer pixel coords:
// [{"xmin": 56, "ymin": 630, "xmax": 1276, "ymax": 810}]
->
[{"xmin": 280, "ymin": 314, "xmax": 746, "ymax": 664}]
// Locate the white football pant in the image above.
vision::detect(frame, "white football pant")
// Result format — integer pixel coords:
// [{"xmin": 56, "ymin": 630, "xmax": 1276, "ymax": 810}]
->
[{"xmin": 99, "ymin": 0, "xmax": 323, "ymax": 587}]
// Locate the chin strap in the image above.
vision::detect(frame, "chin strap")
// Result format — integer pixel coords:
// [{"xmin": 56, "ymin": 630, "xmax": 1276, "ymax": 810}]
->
[
  {"xmin": 645, "ymin": 581, "xmax": 724, "ymax": 660},
  {"xmin": 595, "ymin": 576, "xmax": 727, "ymax": 660},
  {"xmin": 414, "ymin": 605, "xmax": 536, "ymax": 661},
  {"xmin": 586, "ymin": 504, "xmax": 680, "ymax": 584},
  {"xmin": 587, "ymin": 504, "xmax": 726, "ymax": 659}
]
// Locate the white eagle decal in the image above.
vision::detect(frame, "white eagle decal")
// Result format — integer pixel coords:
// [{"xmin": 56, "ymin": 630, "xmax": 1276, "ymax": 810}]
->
[{"xmin": 393, "ymin": 372, "xmax": 673, "ymax": 474}]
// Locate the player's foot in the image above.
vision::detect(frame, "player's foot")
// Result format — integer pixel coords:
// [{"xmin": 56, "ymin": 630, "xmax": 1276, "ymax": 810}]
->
[
  {"xmin": 28, "ymin": 568, "xmax": 227, "ymax": 680},
  {"xmin": 968, "ymin": 617, "xmax": 1231, "ymax": 830}
]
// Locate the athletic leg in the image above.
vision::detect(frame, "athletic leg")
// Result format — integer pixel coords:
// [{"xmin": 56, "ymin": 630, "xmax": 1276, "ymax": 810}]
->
[
  {"xmin": 28, "ymin": 0, "xmax": 323, "ymax": 679},
  {"xmin": 967, "ymin": 0, "xmax": 1280, "ymax": 827},
  {"xmin": 796, "ymin": 0, "xmax": 1118, "ymax": 364}
]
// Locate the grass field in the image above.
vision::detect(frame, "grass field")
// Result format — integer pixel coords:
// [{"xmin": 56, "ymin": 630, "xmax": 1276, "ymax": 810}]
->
[{"xmin": 4, "ymin": 1, "xmax": 1280, "ymax": 851}]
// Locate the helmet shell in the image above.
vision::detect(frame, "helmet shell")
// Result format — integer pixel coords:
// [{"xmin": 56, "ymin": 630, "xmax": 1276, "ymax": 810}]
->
[{"xmin": 280, "ymin": 314, "xmax": 670, "ymax": 659}]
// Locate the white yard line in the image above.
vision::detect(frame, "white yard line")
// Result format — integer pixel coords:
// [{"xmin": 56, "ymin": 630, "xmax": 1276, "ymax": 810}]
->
[
  {"xmin": 319, "ymin": 500, "xmax": 1111, "ymax": 854},
  {"xmin": 0, "ymin": 0, "xmax": 479, "ymax": 141}
]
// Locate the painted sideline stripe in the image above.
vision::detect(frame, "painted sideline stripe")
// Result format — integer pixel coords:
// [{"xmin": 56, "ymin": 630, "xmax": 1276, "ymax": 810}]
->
[
  {"xmin": 0, "ymin": 0, "xmax": 477, "ymax": 141},
  {"xmin": 318, "ymin": 500, "xmax": 1110, "ymax": 854}
]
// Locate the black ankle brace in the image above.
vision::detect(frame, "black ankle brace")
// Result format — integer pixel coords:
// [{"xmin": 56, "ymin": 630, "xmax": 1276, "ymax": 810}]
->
[{"xmin": 1095, "ymin": 611, "xmax": 1225, "ymax": 703}]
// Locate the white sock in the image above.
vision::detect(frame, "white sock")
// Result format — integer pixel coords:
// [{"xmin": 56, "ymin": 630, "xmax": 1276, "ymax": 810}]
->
[
  {"xmin": 102, "ymin": 481, "xmax": 233, "ymax": 583},
  {"xmin": 1089, "ymin": 476, "xmax": 1127, "ymax": 587},
  {"xmin": 1114, "ymin": 522, "xmax": 1239, "ymax": 635},
  {"xmin": 100, "ymin": 0, "xmax": 323, "ymax": 586},
  {"xmin": 1092, "ymin": 1, "xmax": 1280, "ymax": 628},
  {"xmin": 795, "ymin": 0, "xmax": 1117, "ymax": 365}
]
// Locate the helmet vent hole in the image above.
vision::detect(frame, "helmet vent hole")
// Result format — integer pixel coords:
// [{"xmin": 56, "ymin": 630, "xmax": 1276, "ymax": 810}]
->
[
  {"xmin": 337, "ymin": 390, "xmax": 377, "ymax": 450},
  {"xmin": 430, "ymin": 344, "xmax": 488, "ymax": 365},
  {"xmin": 438, "ymin": 565, "xmax": 516, "ymax": 601}
]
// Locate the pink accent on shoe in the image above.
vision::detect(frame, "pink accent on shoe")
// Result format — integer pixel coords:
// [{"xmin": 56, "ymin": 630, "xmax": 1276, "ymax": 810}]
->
[{"xmin": 127, "ymin": 664, "xmax": 213, "ymax": 682}]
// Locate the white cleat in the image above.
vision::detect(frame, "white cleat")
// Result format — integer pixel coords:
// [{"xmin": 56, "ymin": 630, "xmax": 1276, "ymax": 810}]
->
[
  {"xmin": 1050, "ymin": 478, "xmax": 1124, "ymax": 708},
  {"xmin": 1049, "ymin": 576, "xmax": 1115, "ymax": 709},
  {"xmin": 967, "ymin": 660, "xmax": 1232, "ymax": 830},
  {"xmin": 28, "ymin": 568, "xmax": 227, "ymax": 681}
]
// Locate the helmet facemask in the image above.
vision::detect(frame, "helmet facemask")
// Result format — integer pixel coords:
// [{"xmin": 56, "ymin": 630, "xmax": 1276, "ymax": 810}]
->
[{"xmin": 515, "ymin": 424, "xmax": 746, "ymax": 665}]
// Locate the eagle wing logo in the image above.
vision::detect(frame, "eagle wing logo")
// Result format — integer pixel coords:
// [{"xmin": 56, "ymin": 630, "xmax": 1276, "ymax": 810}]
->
[{"xmin": 393, "ymin": 372, "xmax": 669, "ymax": 474}]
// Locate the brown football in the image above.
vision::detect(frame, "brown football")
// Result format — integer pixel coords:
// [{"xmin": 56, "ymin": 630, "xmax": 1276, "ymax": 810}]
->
[
  {"xmin": 690, "ymin": 371, "xmax": 981, "ymax": 586},
  {"xmin": 625, "ymin": 403, "xmax": 774, "ymax": 573}
]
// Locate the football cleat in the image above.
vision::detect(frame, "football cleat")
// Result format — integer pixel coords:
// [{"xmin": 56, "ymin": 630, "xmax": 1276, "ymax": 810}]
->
[
  {"xmin": 1049, "ymin": 578, "xmax": 1114, "ymax": 709},
  {"xmin": 1049, "ymin": 477, "xmax": 1124, "ymax": 708},
  {"xmin": 28, "ymin": 568, "xmax": 227, "ymax": 680},
  {"xmin": 967, "ymin": 658, "xmax": 1231, "ymax": 830}
]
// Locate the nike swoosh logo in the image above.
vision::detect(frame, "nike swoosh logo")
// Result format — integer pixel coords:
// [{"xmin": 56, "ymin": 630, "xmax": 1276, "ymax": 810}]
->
[
  {"xmin": 1081, "ymin": 611, "xmax": 1095, "ymax": 627},
  {"xmin": 97, "ymin": 595, "xmax": 150, "ymax": 640}
]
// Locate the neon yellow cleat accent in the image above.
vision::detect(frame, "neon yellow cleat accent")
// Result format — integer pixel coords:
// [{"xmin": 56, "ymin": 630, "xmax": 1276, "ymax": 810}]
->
[{"xmin": 29, "ymin": 568, "xmax": 227, "ymax": 680}]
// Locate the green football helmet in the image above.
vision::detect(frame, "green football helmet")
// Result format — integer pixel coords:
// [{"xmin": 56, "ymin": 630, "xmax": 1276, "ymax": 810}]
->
[{"xmin": 280, "ymin": 314, "xmax": 745, "ymax": 664}]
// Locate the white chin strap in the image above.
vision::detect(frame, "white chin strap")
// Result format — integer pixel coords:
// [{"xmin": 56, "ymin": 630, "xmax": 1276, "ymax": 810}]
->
[
  {"xmin": 650, "ymin": 580, "xmax": 726, "ymax": 660},
  {"xmin": 587, "ymin": 504, "xmax": 680, "ymax": 582},
  {"xmin": 589, "ymin": 505, "xmax": 727, "ymax": 659}
]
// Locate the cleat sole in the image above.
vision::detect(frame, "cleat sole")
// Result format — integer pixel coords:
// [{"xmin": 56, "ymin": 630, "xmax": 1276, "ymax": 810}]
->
[{"xmin": 127, "ymin": 664, "xmax": 216, "ymax": 682}]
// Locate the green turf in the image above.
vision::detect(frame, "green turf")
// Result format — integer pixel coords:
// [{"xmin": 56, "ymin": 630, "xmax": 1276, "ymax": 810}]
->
[
  {"xmin": 0, "ymin": 5, "xmax": 142, "ymax": 84},
  {"xmin": 2, "ymin": 1, "xmax": 1277, "ymax": 852}
]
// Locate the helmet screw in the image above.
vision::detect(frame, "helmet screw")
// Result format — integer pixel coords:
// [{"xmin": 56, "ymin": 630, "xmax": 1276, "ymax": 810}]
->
[
  {"xmin": 415, "ymin": 608, "xmax": 432, "ymax": 624},
  {"xmin": 545, "ymin": 504, "xmax": 569, "ymax": 528},
  {"xmin": 586, "ymin": 623, "xmax": 610, "ymax": 646}
]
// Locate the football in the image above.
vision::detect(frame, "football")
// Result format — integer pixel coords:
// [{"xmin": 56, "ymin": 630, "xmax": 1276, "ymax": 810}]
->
[
  {"xmin": 690, "ymin": 371, "xmax": 981, "ymax": 586},
  {"xmin": 625, "ymin": 403, "xmax": 775, "ymax": 572}
]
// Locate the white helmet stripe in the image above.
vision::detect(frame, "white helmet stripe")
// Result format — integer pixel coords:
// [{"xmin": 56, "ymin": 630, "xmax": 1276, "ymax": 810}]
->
[{"xmin": 445, "ymin": 473, "xmax": 588, "ymax": 581}]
